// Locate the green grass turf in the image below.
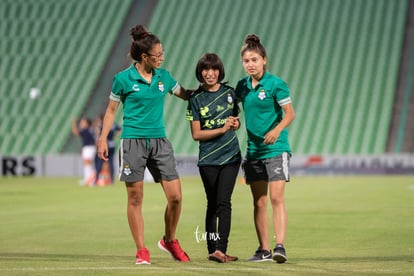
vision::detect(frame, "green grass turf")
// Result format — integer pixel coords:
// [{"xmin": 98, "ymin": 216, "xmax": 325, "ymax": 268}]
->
[{"xmin": 0, "ymin": 175, "xmax": 413, "ymax": 275}]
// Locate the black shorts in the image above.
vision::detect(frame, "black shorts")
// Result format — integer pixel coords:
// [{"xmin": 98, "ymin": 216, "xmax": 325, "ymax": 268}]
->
[
  {"xmin": 242, "ymin": 152, "xmax": 290, "ymax": 184},
  {"xmin": 118, "ymin": 138, "xmax": 179, "ymax": 183}
]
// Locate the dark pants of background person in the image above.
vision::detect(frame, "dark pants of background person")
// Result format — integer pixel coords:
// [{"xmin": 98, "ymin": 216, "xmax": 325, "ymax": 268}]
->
[{"xmin": 199, "ymin": 161, "xmax": 241, "ymax": 254}]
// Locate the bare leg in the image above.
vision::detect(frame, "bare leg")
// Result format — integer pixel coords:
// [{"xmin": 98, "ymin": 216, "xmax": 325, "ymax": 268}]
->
[
  {"xmin": 250, "ymin": 180, "xmax": 270, "ymax": 250},
  {"xmin": 126, "ymin": 181, "xmax": 145, "ymax": 249},
  {"xmin": 269, "ymin": 180, "xmax": 287, "ymax": 245},
  {"xmin": 160, "ymin": 179, "xmax": 182, "ymax": 241}
]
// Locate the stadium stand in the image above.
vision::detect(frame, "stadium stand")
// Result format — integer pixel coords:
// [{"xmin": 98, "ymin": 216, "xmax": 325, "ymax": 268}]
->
[
  {"xmin": 0, "ymin": 0, "xmax": 132, "ymax": 155},
  {"xmin": 148, "ymin": 0, "xmax": 408, "ymax": 154},
  {"xmin": 387, "ymin": 0, "xmax": 414, "ymax": 153},
  {"xmin": 0, "ymin": 0, "xmax": 411, "ymax": 156},
  {"xmin": 61, "ymin": 0, "xmax": 158, "ymax": 153}
]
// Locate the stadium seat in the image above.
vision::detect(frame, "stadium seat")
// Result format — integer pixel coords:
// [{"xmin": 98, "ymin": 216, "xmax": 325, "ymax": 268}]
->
[
  {"xmin": 0, "ymin": 0, "xmax": 408, "ymax": 156},
  {"xmin": 149, "ymin": 0, "xmax": 407, "ymax": 155},
  {"xmin": 0, "ymin": 0, "xmax": 132, "ymax": 154}
]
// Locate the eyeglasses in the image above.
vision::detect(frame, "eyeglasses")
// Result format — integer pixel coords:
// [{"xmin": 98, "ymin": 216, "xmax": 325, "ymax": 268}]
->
[{"xmin": 146, "ymin": 51, "xmax": 165, "ymax": 59}]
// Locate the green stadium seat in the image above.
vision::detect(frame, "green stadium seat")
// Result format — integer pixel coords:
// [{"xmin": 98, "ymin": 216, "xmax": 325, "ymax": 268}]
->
[
  {"xmin": 0, "ymin": 0, "xmax": 408, "ymax": 156},
  {"xmin": 0, "ymin": 0, "xmax": 132, "ymax": 154},
  {"xmin": 149, "ymin": 0, "xmax": 407, "ymax": 155}
]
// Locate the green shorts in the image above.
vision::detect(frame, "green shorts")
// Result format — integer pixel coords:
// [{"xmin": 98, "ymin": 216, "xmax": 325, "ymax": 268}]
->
[
  {"xmin": 118, "ymin": 138, "xmax": 179, "ymax": 183},
  {"xmin": 242, "ymin": 152, "xmax": 290, "ymax": 184}
]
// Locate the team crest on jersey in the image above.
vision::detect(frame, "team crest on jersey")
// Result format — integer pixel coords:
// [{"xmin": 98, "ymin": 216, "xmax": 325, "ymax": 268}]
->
[
  {"xmin": 123, "ymin": 164, "xmax": 132, "ymax": 176},
  {"xmin": 158, "ymin": 82, "xmax": 164, "ymax": 92},
  {"xmin": 132, "ymin": 84, "xmax": 140, "ymax": 91},
  {"xmin": 227, "ymin": 93, "xmax": 233, "ymax": 104},
  {"xmin": 258, "ymin": 89, "xmax": 266, "ymax": 100}
]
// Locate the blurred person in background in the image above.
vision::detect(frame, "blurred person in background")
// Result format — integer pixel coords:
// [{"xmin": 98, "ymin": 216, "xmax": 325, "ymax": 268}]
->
[
  {"xmin": 186, "ymin": 53, "xmax": 241, "ymax": 263},
  {"xmin": 94, "ymin": 114, "xmax": 121, "ymax": 186},
  {"xmin": 97, "ymin": 24, "xmax": 191, "ymax": 265},
  {"xmin": 235, "ymin": 34, "xmax": 296, "ymax": 263},
  {"xmin": 71, "ymin": 117, "xmax": 96, "ymax": 186}
]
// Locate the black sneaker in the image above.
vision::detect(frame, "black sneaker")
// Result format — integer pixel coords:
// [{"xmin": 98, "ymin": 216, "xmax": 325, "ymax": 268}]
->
[
  {"xmin": 272, "ymin": 244, "xmax": 287, "ymax": 263},
  {"xmin": 246, "ymin": 247, "xmax": 273, "ymax": 262}
]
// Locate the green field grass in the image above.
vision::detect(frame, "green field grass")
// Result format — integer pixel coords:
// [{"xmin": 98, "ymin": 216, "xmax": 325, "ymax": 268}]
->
[{"xmin": 0, "ymin": 175, "xmax": 413, "ymax": 275}]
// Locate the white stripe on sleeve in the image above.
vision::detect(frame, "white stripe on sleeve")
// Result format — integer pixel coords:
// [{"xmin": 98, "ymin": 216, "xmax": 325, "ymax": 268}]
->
[{"xmin": 278, "ymin": 97, "xmax": 291, "ymax": 106}]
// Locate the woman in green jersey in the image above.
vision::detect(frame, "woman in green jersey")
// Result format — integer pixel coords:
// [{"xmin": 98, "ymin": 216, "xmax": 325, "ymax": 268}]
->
[
  {"xmin": 97, "ymin": 24, "xmax": 190, "ymax": 265},
  {"xmin": 186, "ymin": 53, "xmax": 241, "ymax": 263},
  {"xmin": 235, "ymin": 34, "xmax": 296, "ymax": 263}
]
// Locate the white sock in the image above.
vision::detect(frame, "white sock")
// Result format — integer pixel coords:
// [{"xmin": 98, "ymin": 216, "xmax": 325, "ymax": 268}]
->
[{"xmin": 84, "ymin": 164, "xmax": 95, "ymax": 183}]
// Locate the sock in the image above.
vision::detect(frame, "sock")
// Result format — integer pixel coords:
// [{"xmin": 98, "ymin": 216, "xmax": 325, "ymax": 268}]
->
[{"xmin": 84, "ymin": 164, "xmax": 95, "ymax": 185}]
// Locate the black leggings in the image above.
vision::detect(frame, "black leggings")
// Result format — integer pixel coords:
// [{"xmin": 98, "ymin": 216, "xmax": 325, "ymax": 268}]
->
[{"xmin": 199, "ymin": 161, "xmax": 240, "ymax": 254}]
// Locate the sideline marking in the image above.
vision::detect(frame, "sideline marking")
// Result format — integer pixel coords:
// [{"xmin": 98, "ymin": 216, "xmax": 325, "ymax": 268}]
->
[{"xmin": 1, "ymin": 266, "xmax": 265, "ymax": 272}]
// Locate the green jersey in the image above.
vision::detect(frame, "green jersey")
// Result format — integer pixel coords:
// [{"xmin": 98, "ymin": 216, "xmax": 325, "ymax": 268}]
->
[
  {"xmin": 186, "ymin": 84, "xmax": 241, "ymax": 166},
  {"xmin": 110, "ymin": 64, "xmax": 179, "ymax": 138},
  {"xmin": 235, "ymin": 71, "xmax": 292, "ymax": 159}
]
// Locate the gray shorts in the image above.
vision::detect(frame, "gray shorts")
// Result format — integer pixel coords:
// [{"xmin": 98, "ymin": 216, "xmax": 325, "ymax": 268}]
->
[
  {"xmin": 242, "ymin": 152, "xmax": 290, "ymax": 184},
  {"xmin": 118, "ymin": 138, "xmax": 179, "ymax": 183}
]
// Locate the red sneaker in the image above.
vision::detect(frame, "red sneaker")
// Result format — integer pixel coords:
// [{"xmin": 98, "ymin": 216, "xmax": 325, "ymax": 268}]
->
[
  {"xmin": 157, "ymin": 236, "xmax": 190, "ymax": 262},
  {"xmin": 136, "ymin": 247, "xmax": 150, "ymax": 265}
]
